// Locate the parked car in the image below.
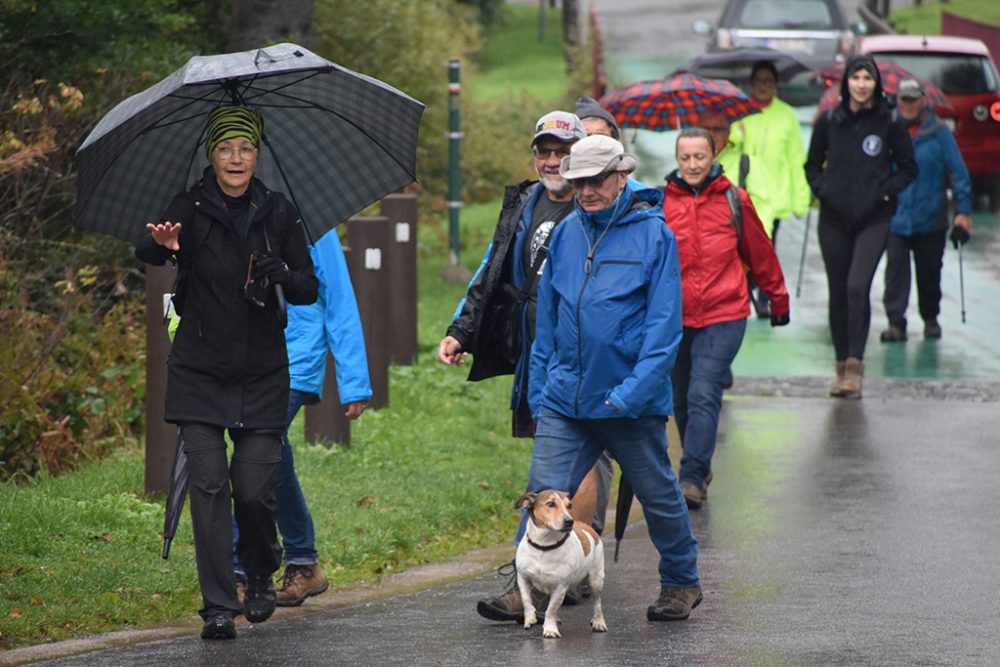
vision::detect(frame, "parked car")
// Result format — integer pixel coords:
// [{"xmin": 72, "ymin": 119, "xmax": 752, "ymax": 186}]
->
[
  {"xmin": 855, "ymin": 34, "xmax": 1000, "ymax": 211},
  {"xmin": 692, "ymin": 0, "xmax": 861, "ymax": 70}
]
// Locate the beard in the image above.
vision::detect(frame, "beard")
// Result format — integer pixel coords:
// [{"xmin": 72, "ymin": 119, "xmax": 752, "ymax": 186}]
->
[{"xmin": 538, "ymin": 172, "xmax": 573, "ymax": 197}]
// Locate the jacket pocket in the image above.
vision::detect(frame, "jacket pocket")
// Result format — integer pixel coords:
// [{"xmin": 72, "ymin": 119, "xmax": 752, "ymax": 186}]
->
[{"xmin": 591, "ymin": 259, "xmax": 643, "ymax": 302}]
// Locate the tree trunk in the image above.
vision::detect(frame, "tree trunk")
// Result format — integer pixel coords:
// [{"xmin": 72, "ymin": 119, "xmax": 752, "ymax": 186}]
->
[
  {"xmin": 563, "ymin": 0, "xmax": 580, "ymax": 49},
  {"xmin": 227, "ymin": 0, "xmax": 315, "ymax": 51}
]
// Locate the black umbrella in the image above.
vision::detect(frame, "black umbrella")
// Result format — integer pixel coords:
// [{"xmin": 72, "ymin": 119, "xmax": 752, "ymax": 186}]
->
[
  {"xmin": 162, "ymin": 429, "xmax": 188, "ymax": 559},
  {"xmin": 673, "ymin": 48, "xmax": 810, "ymax": 87},
  {"xmin": 75, "ymin": 42, "xmax": 425, "ymax": 245},
  {"xmin": 613, "ymin": 470, "xmax": 634, "ymax": 563}
]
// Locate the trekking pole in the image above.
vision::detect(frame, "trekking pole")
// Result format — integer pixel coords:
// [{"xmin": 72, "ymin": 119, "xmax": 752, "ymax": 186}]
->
[
  {"xmin": 795, "ymin": 209, "xmax": 812, "ymax": 299},
  {"xmin": 958, "ymin": 240, "xmax": 966, "ymax": 323}
]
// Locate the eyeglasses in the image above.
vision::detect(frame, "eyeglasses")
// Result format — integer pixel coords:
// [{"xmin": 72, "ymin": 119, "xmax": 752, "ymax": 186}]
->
[
  {"xmin": 213, "ymin": 145, "xmax": 259, "ymax": 160},
  {"xmin": 571, "ymin": 171, "xmax": 615, "ymax": 190},
  {"xmin": 533, "ymin": 146, "xmax": 572, "ymax": 160}
]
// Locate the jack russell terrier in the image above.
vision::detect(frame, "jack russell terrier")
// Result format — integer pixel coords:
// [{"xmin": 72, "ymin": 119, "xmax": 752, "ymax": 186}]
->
[{"xmin": 514, "ymin": 490, "xmax": 607, "ymax": 638}]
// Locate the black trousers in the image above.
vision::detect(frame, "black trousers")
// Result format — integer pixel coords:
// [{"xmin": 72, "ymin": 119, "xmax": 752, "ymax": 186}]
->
[
  {"xmin": 818, "ymin": 221, "xmax": 889, "ymax": 361},
  {"xmin": 181, "ymin": 422, "xmax": 283, "ymax": 620},
  {"xmin": 882, "ymin": 229, "xmax": 947, "ymax": 330}
]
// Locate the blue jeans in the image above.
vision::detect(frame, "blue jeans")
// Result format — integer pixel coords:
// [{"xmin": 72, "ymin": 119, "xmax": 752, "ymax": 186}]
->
[
  {"xmin": 673, "ymin": 319, "xmax": 747, "ymax": 486},
  {"xmin": 233, "ymin": 389, "xmax": 319, "ymax": 571},
  {"xmin": 518, "ymin": 407, "xmax": 699, "ymax": 588}
]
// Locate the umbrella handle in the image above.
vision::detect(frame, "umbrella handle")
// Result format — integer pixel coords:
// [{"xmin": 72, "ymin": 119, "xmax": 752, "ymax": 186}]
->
[{"xmin": 262, "ymin": 224, "xmax": 288, "ymax": 328}]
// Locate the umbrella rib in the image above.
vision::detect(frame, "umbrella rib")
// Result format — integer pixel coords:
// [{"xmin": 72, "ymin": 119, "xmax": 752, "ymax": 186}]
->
[{"xmin": 261, "ymin": 133, "xmax": 315, "ymax": 245}]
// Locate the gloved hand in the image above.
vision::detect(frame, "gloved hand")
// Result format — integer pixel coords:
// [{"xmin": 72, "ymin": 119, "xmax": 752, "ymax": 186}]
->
[
  {"xmin": 770, "ymin": 312, "xmax": 790, "ymax": 327},
  {"xmin": 251, "ymin": 253, "xmax": 291, "ymax": 287},
  {"xmin": 950, "ymin": 225, "xmax": 971, "ymax": 249}
]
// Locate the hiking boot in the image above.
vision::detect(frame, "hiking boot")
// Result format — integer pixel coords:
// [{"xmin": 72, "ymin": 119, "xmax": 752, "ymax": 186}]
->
[
  {"xmin": 200, "ymin": 613, "xmax": 236, "ymax": 640},
  {"xmin": 680, "ymin": 480, "xmax": 706, "ymax": 510},
  {"xmin": 276, "ymin": 563, "xmax": 329, "ymax": 607},
  {"xmin": 839, "ymin": 357, "xmax": 864, "ymax": 399},
  {"xmin": 243, "ymin": 573, "xmax": 277, "ymax": 624},
  {"xmin": 924, "ymin": 319, "xmax": 942, "ymax": 339},
  {"xmin": 476, "ymin": 584, "xmax": 548, "ymax": 623},
  {"xmin": 880, "ymin": 325, "xmax": 907, "ymax": 342},
  {"xmin": 647, "ymin": 585, "xmax": 703, "ymax": 621},
  {"xmin": 829, "ymin": 361, "xmax": 847, "ymax": 397},
  {"xmin": 235, "ymin": 572, "xmax": 247, "ymax": 607}
]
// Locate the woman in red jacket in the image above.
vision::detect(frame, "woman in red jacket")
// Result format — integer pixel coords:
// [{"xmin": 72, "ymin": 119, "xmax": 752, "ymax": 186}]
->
[{"xmin": 663, "ymin": 127, "xmax": 790, "ymax": 509}]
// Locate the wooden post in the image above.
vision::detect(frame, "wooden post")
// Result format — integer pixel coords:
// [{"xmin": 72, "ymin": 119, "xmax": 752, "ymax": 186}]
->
[
  {"xmin": 380, "ymin": 194, "xmax": 418, "ymax": 365},
  {"xmin": 346, "ymin": 216, "xmax": 392, "ymax": 409},
  {"xmin": 304, "ymin": 350, "xmax": 351, "ymax": 447},
  {"xmin": 143, "ymin": 264, "xmax": 177, "ymax": 495}
]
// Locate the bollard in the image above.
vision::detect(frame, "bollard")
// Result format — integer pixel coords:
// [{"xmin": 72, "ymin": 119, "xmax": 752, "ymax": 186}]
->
[
  {"xmin": 304, "ymin": 350, "xmax": 351, "ymax": 447},
  {"xmin": 346, "ymin": 217, "xmax": 392, "ymax": 409},
  {"xmin": 144, "ymin": 264, "xmax": 177, "ymax": 495},
  {"xmin": 380, "ymin": 194, "xmax": 419, "ymax": 365}
]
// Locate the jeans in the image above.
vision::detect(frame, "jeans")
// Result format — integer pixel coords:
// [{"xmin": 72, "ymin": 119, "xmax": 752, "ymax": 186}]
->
[
  {"xmin": 674, "ymin": 319, "xmax": 747, "ymax": 486},
  {"xmin": 517, "ymin": 407, "xmax": 699, "ymax": 588},
  {"xmin": 233, "ymin": 389, "xmax": 319, "ymax": 571}
]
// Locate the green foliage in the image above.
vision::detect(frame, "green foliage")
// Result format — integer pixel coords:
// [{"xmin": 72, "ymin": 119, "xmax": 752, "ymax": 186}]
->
[
  {"xmin": 456, "ymin": 0, "xmax": 506, "ymax": 27},
  {"xmin": 0, "ymin": 0, "xmax": 206, "ymax": 86},
  {"xmin": 887, "ymin": 0, "xmax": 1000, "ymax": 36}
]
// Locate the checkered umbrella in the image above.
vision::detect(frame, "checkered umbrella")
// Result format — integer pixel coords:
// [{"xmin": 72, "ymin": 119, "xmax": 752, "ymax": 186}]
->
[
  {"xmin": 75, "ymin": 42, "xmax": 425, "ymax": 245},
  {"xmin": 599, "ymin": 73, "xmax": 759, "ymax": 132},
  {"xmin": 814, "ymin": 61, "xmax": 951, "ymax": 110}
]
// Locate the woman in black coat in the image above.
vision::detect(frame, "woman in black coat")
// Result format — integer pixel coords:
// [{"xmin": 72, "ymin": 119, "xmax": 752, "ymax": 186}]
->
[
  {"xmin": 136, "ymin": 106, "xmax": 318, "ymax": 639},
  {"xmin": 805, "ymin": 55, "xmax": 917, "ymax": 399}
]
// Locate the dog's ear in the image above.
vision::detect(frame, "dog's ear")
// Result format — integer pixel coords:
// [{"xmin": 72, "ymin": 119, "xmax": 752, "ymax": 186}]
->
[{"xmin": 515, "ymin": 492, "xmax": 536, "ymax": 510}]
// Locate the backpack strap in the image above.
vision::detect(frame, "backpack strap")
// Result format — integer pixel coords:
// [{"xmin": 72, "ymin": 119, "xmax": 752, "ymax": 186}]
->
[
  {"xmin": 738, "ymin": 153, "xmax": 750, "ymax": 190},
  {"xmin": 725, "ymin": 185, "xmax": 743, "ymax": 241}
]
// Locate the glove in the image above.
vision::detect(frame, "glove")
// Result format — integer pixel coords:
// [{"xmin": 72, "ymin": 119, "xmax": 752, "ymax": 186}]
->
[
  {"xmin": 770, "ymin": 312, "xmax": 790, "ymax": 328},
  {"xmin": 950, "ymin": 225, "xmax": 970, "ymax": 249},
  {"xmin": 251, "ymin": 253, "xmax": 291, "ymax": 287}
]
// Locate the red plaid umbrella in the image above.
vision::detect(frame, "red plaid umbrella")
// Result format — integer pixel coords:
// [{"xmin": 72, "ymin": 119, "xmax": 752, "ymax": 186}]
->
[
  {"xmin": 599, "ymin": 73, "xmax": 759, "ymax": 132},
  {"xmin": 815, "ymin": 61, "xmax": 951, "ymax": 110}
]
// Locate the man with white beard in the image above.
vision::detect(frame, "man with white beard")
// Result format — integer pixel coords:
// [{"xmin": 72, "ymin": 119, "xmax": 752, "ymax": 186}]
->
[{"xmin": 438, "ymin": 112, "xmax": 606, "ymax": 622}]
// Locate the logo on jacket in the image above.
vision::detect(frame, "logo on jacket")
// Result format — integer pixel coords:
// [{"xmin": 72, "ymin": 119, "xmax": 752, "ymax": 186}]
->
[
  {"xmin": 529, "ymin": 221, "xmax": 557, "ymax": 274},
  {"xmin": 862, "ymin": 134, "xmax": 882, "ymax": 157}
]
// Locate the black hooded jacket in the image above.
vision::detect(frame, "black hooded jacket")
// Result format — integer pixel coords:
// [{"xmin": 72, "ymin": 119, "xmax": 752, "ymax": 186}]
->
[
  {"xmin": 136, "ymin": 169, "xmax": 318, "ymax": 429},
  {"xmin": 805, "ymin": 55, "xmax": 918, "ymax": 231}
]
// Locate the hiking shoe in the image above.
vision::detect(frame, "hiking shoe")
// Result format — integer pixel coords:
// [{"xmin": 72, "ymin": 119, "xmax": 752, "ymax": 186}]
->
[
  {"xmin": 276, "ymin": 563, "xmax": 329, "ymax": 607},
  {"xmin": 880, "ymin": 325, "xmax": 907, "ymax": 342},
  {"xmin": 924, "ymin": 320, "xmax": 942, "ymax": 339},
  {"xmin": 647, "ymin": 585, "xmax": 703, "ymax": 622},
  {"xmin": 200, "ymin": 613, "xmax": 236, "ymax": 640},
  {"xmin": 476, "ymin": 585, "xmax": 548, "ymax": 622},
  {"xmin": 680, "ymin": 480, "xmax": 706, "ymax": 510},
  {"xmin": 243, "ymin": 573, "xmax": 277, "ymax": 624},
  {"xmin": 235, "ymin": 572, "xmax": 247, "ymax": 607}
]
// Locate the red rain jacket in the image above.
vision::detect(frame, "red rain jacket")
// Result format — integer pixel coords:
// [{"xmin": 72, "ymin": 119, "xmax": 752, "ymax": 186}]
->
[{"xmin": 663, "ymin": 170, "xmax": 789, "ymax": 329}]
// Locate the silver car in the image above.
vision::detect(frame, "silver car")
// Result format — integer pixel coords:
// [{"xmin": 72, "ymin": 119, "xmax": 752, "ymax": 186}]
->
[{"xmin": 693, "ymin": 0, "xmax": 861, "ymax": 69}]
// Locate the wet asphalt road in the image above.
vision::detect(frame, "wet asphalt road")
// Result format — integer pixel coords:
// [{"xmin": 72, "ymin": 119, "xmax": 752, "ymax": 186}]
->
[{"xmin": 21, "ymin": 396, "xmax": 1000, "ymax": 667}]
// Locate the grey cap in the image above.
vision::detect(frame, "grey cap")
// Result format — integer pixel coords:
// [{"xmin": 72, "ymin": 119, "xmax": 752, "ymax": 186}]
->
[
  {"xmin": 575, "ymin": 96, "xmax": 620, "ymax": 138},
  {"xmin": 532, "ymin": 110, "xmax": 587, "ymax": 146},
  {"xmin": 898, "ymin": 78, "xmax": 926, "ymax": 99},
  {"xmin": 559, "ymin": 135, "xmax": 637, "ymax": 180}
]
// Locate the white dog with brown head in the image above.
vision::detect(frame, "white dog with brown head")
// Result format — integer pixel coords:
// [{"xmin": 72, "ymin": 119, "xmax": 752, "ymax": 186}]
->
[{"xmin": 514, "ymin": 490, "xmax": 607, "ymax": 638}]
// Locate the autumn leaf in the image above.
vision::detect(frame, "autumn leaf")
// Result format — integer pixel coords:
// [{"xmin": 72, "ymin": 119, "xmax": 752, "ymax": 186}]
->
[
  {"xmin": 479, "ymin": 481, "xmax": 490, "ymax": 489},
  {"xmin": 9, "ymin": 609, "xmax": 21, "ymax": 618},
  {"xmin": 62, "ymin": 620, "xmax": 74, "ymax": 629},
  {"xmin": 355, "ymin": 495, "xmax": 375, "ymax": 507},
  {"xmin": 29, "ymin": 597, "xmax": 42, "ymax": 606}
]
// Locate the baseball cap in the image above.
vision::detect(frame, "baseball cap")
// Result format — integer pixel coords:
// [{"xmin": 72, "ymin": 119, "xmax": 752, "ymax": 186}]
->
[
  {"xmin": 897, "ymin": 78, "xmax": 926, "ymax": 100},
  {"xmin": 531, "ymin": 111, "xmax": 587, "ymax": 146},
  {"xmin": 559, "ymin": 135, "xmax": 637, "ymax": 180}
]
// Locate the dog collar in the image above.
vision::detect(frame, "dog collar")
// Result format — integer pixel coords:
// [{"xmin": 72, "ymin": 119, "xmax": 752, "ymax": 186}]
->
[{"xmin": 526, "ymin": 532, "xmax": 571, "ymax": 551}]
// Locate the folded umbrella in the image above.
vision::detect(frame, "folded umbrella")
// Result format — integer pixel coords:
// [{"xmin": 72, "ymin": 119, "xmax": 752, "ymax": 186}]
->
[
  {"xmin": 599, "ymin": 72, "xmax": 760, "ymax": 132},
  {"xmin": 162, "ymin": 429, "xmax": 188, "ymax": 559},
  {"xmin": 613, "ymin": 471, "xmax": 633, "ymax": 563},
  {"xmin": 75, "ymin": 42, "xmax": 425, "ymax": 245}
]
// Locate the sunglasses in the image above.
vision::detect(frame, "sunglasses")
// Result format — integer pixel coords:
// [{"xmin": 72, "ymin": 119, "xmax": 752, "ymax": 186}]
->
[
  {"xmin": 571, "ymin": 171, "xmax": 615, "ymax": 190},
  {"xmin": 532, "ymin": 146, "xmax": 572, "ymax": 160}
]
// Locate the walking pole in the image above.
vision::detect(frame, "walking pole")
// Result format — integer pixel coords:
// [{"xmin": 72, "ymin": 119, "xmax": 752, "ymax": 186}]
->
[
  {"xmin": 795, "ymin": 208, "xmax": 812, "ymax": 299},
  {"xmin": 958, "ymin": 240, "xmax": 967, "ymax": 323}
]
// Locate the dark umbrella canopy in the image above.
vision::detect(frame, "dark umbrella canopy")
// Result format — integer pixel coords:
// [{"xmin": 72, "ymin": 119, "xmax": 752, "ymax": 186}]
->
[
  {"xmin": 599, "ymin": 73, "xmax": 759, "ymax": 132},
  {"xmin": 76, "ymin": 42, "xmax": 425, "ymax": 245},
  {"xmin": 162, "ymin": 429, "xmax": 188, "ymax": 560},
  {"xmin": 674, "ymin": 48, "xmax": 811, "ymax": 86}
]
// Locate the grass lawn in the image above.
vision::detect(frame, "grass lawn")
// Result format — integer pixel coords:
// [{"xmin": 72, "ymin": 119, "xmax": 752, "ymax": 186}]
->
[{"xmin": 888, "ymin": 0, "xmax": 1000, "ymax": 36}]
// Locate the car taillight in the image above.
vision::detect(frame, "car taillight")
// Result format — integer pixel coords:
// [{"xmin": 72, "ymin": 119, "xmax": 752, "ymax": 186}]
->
[
  {"xmin": 717, "ymin": 29, "xmax": 732, "ymax": 49},
  {"xmin": 991, "ymin": 101, "xmax": 1000, "ymax": 122}
]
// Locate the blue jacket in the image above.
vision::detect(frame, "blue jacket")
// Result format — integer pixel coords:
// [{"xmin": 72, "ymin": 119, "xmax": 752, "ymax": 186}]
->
[
  {"xmin": 286, "ymin": 230, "xmax": 372, "ymax": 404},
  {"xmin": 890, "ymin": 111, "xmax": 972, "ymax": 237},
  {"xmin": 528, "ymin": 184, "xmax": 683, "ymax": 420}
]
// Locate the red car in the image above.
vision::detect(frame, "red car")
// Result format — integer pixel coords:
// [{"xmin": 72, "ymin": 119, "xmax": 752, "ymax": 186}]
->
[{"xmin": 855, "ymin": 35, "xmax": 1000, "ymax": 211}]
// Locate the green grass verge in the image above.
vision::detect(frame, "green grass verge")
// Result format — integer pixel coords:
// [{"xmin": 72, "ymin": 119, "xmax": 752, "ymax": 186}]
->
[
  {"xmin": 472, "ymin": 4, "xmax": 567, "ymax": 103},
  {"xmin": 888, "ymin": 0, "xmax": 1000, "ymax": 36},
  {"xmin": 0, "ymin": 198, "xmax": 526, "ymax": 649}
]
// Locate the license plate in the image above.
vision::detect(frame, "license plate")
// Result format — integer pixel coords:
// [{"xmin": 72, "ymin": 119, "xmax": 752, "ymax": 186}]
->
[{"xmin": 766, "ymin": 38, "xmax": 812, "ymax": 53}]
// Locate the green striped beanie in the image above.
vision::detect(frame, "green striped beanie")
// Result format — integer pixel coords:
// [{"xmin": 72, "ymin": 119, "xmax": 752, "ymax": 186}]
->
[{"xmin": 204, "ymin": 105, "xmax": 264, "ymax": 158}]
